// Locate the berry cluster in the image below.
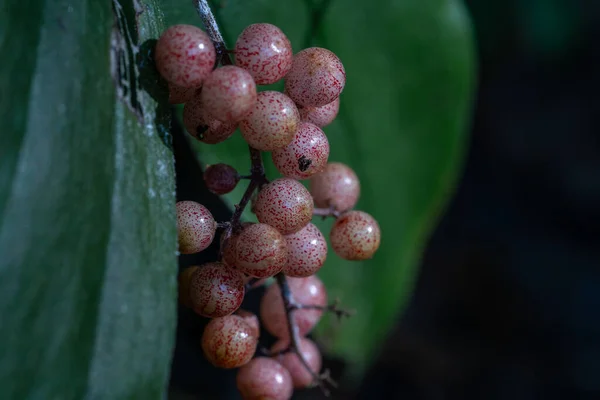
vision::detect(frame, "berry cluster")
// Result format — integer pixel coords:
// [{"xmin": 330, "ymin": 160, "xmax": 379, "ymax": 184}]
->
[{"xmin": 156, "ymin": 10, "xmax": 380, "ymax": 399}]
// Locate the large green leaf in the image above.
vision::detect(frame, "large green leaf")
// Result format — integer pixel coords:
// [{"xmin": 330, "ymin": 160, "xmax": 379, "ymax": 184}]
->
[
  {"xmin": 164, "ymin": 0, "xmax": 475, "ymax": 377},
  {"xmin": 0, "ymin": 0, "xmax": 177, "ymax": 397}
]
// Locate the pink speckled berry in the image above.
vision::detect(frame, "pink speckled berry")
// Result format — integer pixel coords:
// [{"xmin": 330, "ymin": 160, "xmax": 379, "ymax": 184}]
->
[
  {"xmin": 299, "ymin": 97, "xmax": 339, "ymax": 127},
  {"xmin": 168, "ymin": 84, "xmax": 198, "ymax": 104},
  {"xmin": 183, "ymin": 94, "xmax": 238, "ymax": 144},
  {"xmin": 178, "ymin": 266, "xmax": 199, "ymax": 308},
  {"xmin": 155, "ymin": 24, "xmax": 216, "ymax": 88},
  {"xmin": 176, "ymin": 201, "xmax": 216, "ymax": 254},
  {"xmin": 283, "ymin": 223, "xmax": 327, "ymax": 277},
  {"xmin": 235, "ymin": 309, "xmax": 260, "ymax": 339},
  {"xmin": 330, "ymin": 210, "xmax": 381, "ymax": 260},
  {"xmin": 234, "ymin": 23, "xmax": 293, "ymax": 85},
  {"xmin": 234, "ymin": 223, "xmax": 287, "ymax": 278},
  {"xmin": 201, "ymin": 315, "xmax": 257, "ymax": 369},
  {"xmin": 240, "ymin": 91, "xmax": 300, "ymax": 151},
  {"xmin": 260, "ymin": 276, "xmax": 327, "ymax": 340},
  {"xmin": 271, "ymin": 337, "xmax": 322, "ymax": 388},
  {"xmin": 309, "ymin": 162, "xmax": 360, "ymax": 212},
  {"xmin": 254, "ymin": 178, "xmax": 314, "ymax": 235},
  {"xmin": 200, "ymin": 65, "xmax": 257, "ymax": 122},
  {"xmin": 284, "ymin": 47, "xmax": 345, "ymax": 107},
  {"xmin": 272, "ymin": 122, "xmax": 330, "ymax": 180},
  {"xmin": 236, "ymin": 357, "xmax": 293, "ymax": 400},
  {"xmin": 189, "ymin": 262, "xmax": 245, "ymax": 318},
  {"xmin": 203, "ymin": 163, "xmax": 239, "ymax": 195}
]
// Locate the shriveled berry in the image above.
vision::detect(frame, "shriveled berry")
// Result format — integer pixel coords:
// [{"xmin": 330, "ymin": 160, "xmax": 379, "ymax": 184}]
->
[
  {"xmin": 309, "ymin": 162, "xmax": 360, "ymax": 212},
  {"xmin": 240, "ymin": 91, "xmax": 300, "ymax": 151},
  {"xmin": 260, "ymin": 276, "xmax": 327, "ymax": 340},
  {"xmin": 189, "ymin": 262, "xmax": 245, "ymax": 318},
  {"xmin": 178, "ymin": 266, "xmax": 199, "ymax": 308},
  {"xmin": 201, "ymin": 315, "xmax": 257, "ymax": 369},
  {"xmin": 299, "ymin": 97, "xmax": 339, "ymax": 127},
  {"xmin": 168, "ymin": 84, "xmax": 197, "ymax": 104},
  {"xmin": 203, "ymin": 163, "xmax": 239, "ymax": 195},
  {"xmin": 235, "ymin": 23, "xmax": 293, "ymax": 85},
  {"xmin": 254, "ymin": 178, "xmax": 314, "ymax": 234},
  {"xmin": 271, "ymin": 337, "xmax": 322, "ymax": 388},
  {"xmin": 155, "ymin": 24, "xmax": 216, "ymax": 88},
  {"xmin": 176, "ymin": 201, "xmax": 216, "ymax": 254},
  {"xmin": 236, "ymin": 357, "xmax": 293, "ymax": 400},
  {"xmin": 183, "ymin": 95, "xmax": 237, "ymax": 144},
  {"xmin": 235, "ymin": 309, "xmax": 261, "ymax": 339},
  {"xmin": 330, "ymin": 210, "xmax": 380, "ymax": 260},
  {"xmin": 200, "ymin": 65, "xmax": 257, "ymax": 122},
  {"xmin": 284, "ymin": 47, "xmax": 345, "ymax": 107},
  {"xmin": 283, "ymin": 223, "xmax": 327, "ymax": 277},
  {"xmin": 272, "ymin": 122, "xmax": 329, "ymax": 180},
  {"xmin": 235, "ymin": 223, "xmax": 287, "ymax": 278}
]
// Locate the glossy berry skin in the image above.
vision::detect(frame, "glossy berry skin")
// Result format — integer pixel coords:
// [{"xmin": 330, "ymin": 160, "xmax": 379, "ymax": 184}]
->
[
  {"xmin": 189, "ymin": 262, "xmax": 245, "ymax": 318},
  {"xmin": 200, "ymin": 65, "xmax": 257, "ymax": 122},
  {"xmin": 203, "ymin": 163, "xmax": 239, "ymax": 195},
  {"xmin": 240, "ymin": 91, "xmax": 300, "ymax": 151},
  {"xmin": 260, "ymin": 276, "xmax": 327, "ymax": 340},
  {"xmin": 284, "ymin": 47, "xmax": 346, "ymax": 107},
  {"xmin": 284, "ymin": 223, "xmax": 327, "ymax": 277},
  {"xmin": 235, "ymin": 223, "xmax": 287, "ymax": 278},
  {"xmin": 330, "ymin": 210, "xmax": 381, "ymax": 260},
  {"xmin": 178, "ymin": 266, "xmax": 199, "ymax": 308},
  {"xmin": 271, "ymin": 337, "xmax": 322, "ymax": 388},
  {"xmin": 235, "ymin": 309, "xmax": 261, "ymax": 339},
  {"xmin": 201, "ymin": 315, "xmax": 257, "ymax": 369},
  {"xmin": 254, "ymin": 178, "xmax": 314, "ymax": 235},
  {"xmin": 236, "ymin": 357, "xmax": 293, "ymax": 400},
  {"xmin": 168, "ymin": 84, "xmax": 197, "ymax": 104},
  {"xmin": 309, "ymin": 162, "xmax": 360, "ymax": 212},
  {"xmin": 155, "ymin": 24, "xmax": 216, "ymax": 88},
  {"xmin": 272, "ymin": 122, "xmax": 330, "ymax": 180},
  {"xmin": 183, "ymin": 95, "xmax": 238, "ymax": 144},
  {"xmin": 176, "ymin": 201, "xmax": 216, "ymax": 254},
  {"xmin": 235, "ymin": 23, "xmax": 293, "ymax": 85},
  {"xmin": 299, "ymin": 97, "xmax": 339, "ymax": 127}
]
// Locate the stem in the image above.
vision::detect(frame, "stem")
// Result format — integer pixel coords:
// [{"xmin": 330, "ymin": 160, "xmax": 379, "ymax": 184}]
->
[
  {"xmin": 192, "ymin": 0, "xmax": 232, "ymax": 65},
  {"xmin": 313, "ymin": 207, "xmax": 341, "ymax": 219}
]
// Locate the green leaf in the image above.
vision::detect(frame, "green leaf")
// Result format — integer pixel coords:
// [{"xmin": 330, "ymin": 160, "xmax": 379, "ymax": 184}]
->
[
  {"xmin": 167, "ymin": 0, "xmax": 475, "ymax": 378},
  {"xmin": 0, "ymin": 0, "xmax": 176, "ymax": 398}
]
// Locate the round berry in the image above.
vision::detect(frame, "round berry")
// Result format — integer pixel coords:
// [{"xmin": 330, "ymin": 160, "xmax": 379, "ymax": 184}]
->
[
  {"xmin": 330, "ymin": 210, "xmax": 381, "ymax": 260},
  {"xmin": 155, "ymin": 24, "xmax": 216, "ymax": 88},
  {"xmin": 299, "ymin": 97, "xmax": 339, "ymax": 127},
  {"xmin": 284, "ymin": 47, "xmax": 345, "ymax": 107},
  {"xmin": 183, "ymin": 94, "xmax": 238, "ymax": 144},
  {"xmin": 272, "ymin": 122, "xmax": 330, "ymax": 180},
  {"xmin": 203, "ymin": 163, "xmax": 239, "ymax": 195},
  {"xmin": 260, "ymin": 276, "xmax": 327, "ymax": 340},
  {"xmin": 236, "ymin": 357, "xmax": 293, "ymax": 400},
  {"xmin": 283, "ymin": 223, "xmax": 327, "ymax": 277},
  {"xmin": 189, "ymin": 262, "xmax": 245, "ymax": 318},
  {"xmin": 309, "ymin": 162, "xmax": 360, "ymax": 212},
  {"xmin": 178, "ymin": 266, "xmax": 199, "ymax": 308},
  {"xmin": 235, "ymin": 23, "xmax": 293, "ymax": 85},
  {"xmin": 240, "ymin": 91, "xmax": 300, "ymax": 151},
  {"xmin": 176, "ymin": 201, "xmax": 216, "ymax": 254},
  {"xmin": 201, "ymin": 315, "xmax": 257, "ymax": 369},
  {"xmin": 200, "ymin": 65, "xmax": 257, "ymax": 122},
  {"xmin": 235, "ymin": 223, "xmax": 287, "ymax": 278},
  {"xmin": 254, "ymin": 178, "xmax": 314, "ymax": 234},
  {"xmin": 168, "ymin": 84, "xmax": 197, "ymax": 104},
  {"xmin": 235, "ymin": 308, "xmax": 261, "ymax": 339},
  {"xmin": 271, "ymin": 337, "xmax": 322, "ymax": 388}
]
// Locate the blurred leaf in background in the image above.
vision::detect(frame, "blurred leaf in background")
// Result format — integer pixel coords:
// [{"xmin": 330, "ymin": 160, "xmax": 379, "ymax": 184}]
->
[{"xmin": 163, "ymin": 0, "xmax": 475, "ymax": 378}]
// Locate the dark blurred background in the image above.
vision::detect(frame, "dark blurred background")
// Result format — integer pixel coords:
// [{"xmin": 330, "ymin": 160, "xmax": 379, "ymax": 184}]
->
[
  {"xmin": 170, "ymin": 0, "xmax": 600, "ymax": 398},
  {"xmin": 356, "ymin": 0, "xmax": 600, "ymax": 399}
]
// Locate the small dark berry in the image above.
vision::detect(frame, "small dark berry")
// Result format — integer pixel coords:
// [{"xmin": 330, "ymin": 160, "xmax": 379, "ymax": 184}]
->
[{"xmin": 204, "ymin": 164, "xmax": 240, "ymax": 195}]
